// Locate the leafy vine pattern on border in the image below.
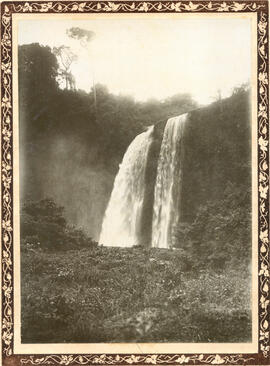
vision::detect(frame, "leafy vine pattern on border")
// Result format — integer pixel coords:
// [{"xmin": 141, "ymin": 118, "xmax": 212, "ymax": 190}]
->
[
  {"xmin": 258, "ymin": 9, "xmax": 269, "ymax": 358},
  {"xmin": 1, "ymin": 1, "xmax": 269, "ymax": 365},
  {"xmin": 2, "ymin": 1, "xmax": 268, "ymax": 13},
  {"xmin": 20, "ymin": 354, "xmax": 256, "ymax": 365},
  {"xmin": 1, "ymin": 0, "xmax": 13, "ymax": 358}
]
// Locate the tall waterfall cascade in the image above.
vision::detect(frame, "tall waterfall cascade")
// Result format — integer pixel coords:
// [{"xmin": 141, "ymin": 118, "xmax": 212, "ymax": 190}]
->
[
  {"xmin": 99, "ymin": 126, "xmax": 154, "ymax": 247},
  {"xmin": 152, "ymin": 114, "xmax": 188, "ymax": 248},
  {"xmin": 99, "ymin": 113, "xmax": 188, "ymax": 248}
]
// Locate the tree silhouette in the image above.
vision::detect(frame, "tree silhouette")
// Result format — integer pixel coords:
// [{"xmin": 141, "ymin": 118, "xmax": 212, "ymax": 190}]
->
[
  {"xmin": 67, "ymin": 27, "xmax": 97, "ymax": 117},
  {"xmin": 53, "ymin": 46, "xmax": 77, "ymax": 90}
]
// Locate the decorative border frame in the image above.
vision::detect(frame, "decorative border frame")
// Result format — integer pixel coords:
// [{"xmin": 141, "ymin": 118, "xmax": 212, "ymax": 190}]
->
[{"xmin": 1, "ymin": 1, "xmax": 269, "ymax": 365}]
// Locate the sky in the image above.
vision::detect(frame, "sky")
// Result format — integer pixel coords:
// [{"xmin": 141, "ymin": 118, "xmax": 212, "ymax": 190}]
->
[{"xmin": 18, "ymin": 16, "xmax": 252, "ymax": 105}]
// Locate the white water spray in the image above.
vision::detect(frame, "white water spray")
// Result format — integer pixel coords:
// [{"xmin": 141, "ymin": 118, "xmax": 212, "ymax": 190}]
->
[
  {"xmin": 152, "ymin": 114, "xmax": 187, "ymax": 248},
  {"xmin": 99, "ymin": 126, "xmax": 154, "ymax": 247}
]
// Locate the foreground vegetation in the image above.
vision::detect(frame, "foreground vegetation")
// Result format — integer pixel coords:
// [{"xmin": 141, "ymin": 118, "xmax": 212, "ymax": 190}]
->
[
  {"xmin": 21, "ymin": 181, "xmax": 251, "ymax": 344},
  {"xmin": 21, "ymin": 244, "xmax": 251, "ymax": 343}
]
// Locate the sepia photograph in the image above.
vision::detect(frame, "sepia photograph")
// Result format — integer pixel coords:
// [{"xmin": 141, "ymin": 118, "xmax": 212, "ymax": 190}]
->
[
  {"xmin": 1, "ymin": 1, "xmax": 269, "ymax": 364},
  {"xmin": 17, "ymin": 14, "xmax": 254, "ymax": 345}
]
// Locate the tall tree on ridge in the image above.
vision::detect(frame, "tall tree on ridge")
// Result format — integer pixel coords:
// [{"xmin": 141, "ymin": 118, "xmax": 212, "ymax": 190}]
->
[
  {"xmin": 53, "ymin": 45, "xmax": 77, "ymax": 90},
  {"xmin": 66, "ymin": 27, "xmax": 97, "ymax": 119}
]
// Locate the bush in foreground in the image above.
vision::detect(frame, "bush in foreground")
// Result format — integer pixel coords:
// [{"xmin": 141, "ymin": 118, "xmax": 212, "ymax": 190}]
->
[{"xmin": 21, "ymin": 198, "xmax": 97, "ymax": 250}]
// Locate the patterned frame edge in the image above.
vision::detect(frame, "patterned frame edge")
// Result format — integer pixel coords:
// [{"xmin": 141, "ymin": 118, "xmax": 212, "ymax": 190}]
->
[{"xmin": 1, "ymin": 1, "xmax": 269, "ymax": 365}]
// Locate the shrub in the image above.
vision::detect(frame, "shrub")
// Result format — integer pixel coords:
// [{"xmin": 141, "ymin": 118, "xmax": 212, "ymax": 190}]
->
[
  {"xmin": 173, "ymin": 182, "xmax": 251, "ymax": 268},
  {"xmin": 21, "ymin": 198, "xmax": 97, "ymax": 250}
]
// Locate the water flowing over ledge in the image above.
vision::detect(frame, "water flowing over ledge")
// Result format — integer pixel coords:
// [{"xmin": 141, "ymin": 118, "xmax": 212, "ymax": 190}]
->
[
  {"xmin": 99, "ymin": 125, "xmax": 154, "ymax": 247},
  {"xmin": 99, "ymin": 113, "xmax": 188, "ymax": 248},
  {"xmin": 152, "ymin": 113, "xmax": 187, "ymax": 248}
]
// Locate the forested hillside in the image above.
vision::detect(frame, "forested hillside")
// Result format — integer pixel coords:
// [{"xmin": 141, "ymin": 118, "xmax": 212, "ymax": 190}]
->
[{"xmin": 19, "ymin": 43, "xmax": 197, "ymax": 239}]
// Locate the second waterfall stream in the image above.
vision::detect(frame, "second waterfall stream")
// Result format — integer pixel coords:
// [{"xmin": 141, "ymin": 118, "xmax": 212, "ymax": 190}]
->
[
  {"xmin": 99, "ymin": 113, "xmax": 188, "ymax": 248},
  {"xmin": 152, "ymin": 114, "xmax": 187, "ymax": 248}
]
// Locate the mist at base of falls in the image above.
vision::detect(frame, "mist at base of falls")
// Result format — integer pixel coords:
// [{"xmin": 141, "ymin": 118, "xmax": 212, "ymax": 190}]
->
[{"xmin": 99, "ymin": 114, "xmax": 188, "ymax": 248}]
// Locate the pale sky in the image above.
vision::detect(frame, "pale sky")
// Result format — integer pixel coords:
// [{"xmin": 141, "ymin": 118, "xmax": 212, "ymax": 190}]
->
[{"xmin": 18, "ymin": 16, "xmax": 252, "ymax": 105}]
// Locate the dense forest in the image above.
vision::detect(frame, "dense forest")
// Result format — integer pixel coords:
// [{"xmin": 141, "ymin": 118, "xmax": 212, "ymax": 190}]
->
[{"xmin": 20, "ymin": 42, "xmax": 252, "ymax": 343}]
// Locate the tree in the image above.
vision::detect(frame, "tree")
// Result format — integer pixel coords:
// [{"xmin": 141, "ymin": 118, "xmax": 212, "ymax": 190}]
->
[
  {"xmin": 19, "ymin": 43, "xmax": 59, "ymax": 109},
  {"xmin": 53, "ymin": 46, "xmax": 78, "ymax": 90},
  {"xmin": 18, "ymin": 43, "xmax": 59, "ymax": 142},
  {"xmin": 67, "ymin": 27, "xmax": 97, "ymax": 117},
  {"xmin": 66, "ymin": 27, "xmax": 95, "ymax": 44}
]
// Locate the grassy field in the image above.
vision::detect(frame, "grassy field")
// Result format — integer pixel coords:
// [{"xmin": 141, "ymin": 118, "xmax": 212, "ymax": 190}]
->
[{"xmin": 21, "ymin": 245, "xmax": 251, "ymax": 343}]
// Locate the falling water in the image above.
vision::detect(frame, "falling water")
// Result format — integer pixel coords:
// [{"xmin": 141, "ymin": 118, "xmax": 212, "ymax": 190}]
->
[
  {"xmin": 152, "ymin": 114, "xmax": 188, "ymax": 248},
  {"xmin": 99, "ymin": 126, "xmax": 154, "ymax": 247}
]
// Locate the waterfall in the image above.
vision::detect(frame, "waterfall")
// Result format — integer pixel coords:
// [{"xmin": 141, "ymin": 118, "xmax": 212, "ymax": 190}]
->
[
  {"xmin": 99, "ymin": 126, "xmax": 154, "ymax": 247},
  {"xmin": 152, "ymin": 114, "xmax": 188, "ymax": 248}
]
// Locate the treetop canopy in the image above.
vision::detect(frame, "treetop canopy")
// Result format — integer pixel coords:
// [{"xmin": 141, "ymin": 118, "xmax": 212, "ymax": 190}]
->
[{"xmin": 66, "ymin": 27, "xmax": 95, "ymax": 43}]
